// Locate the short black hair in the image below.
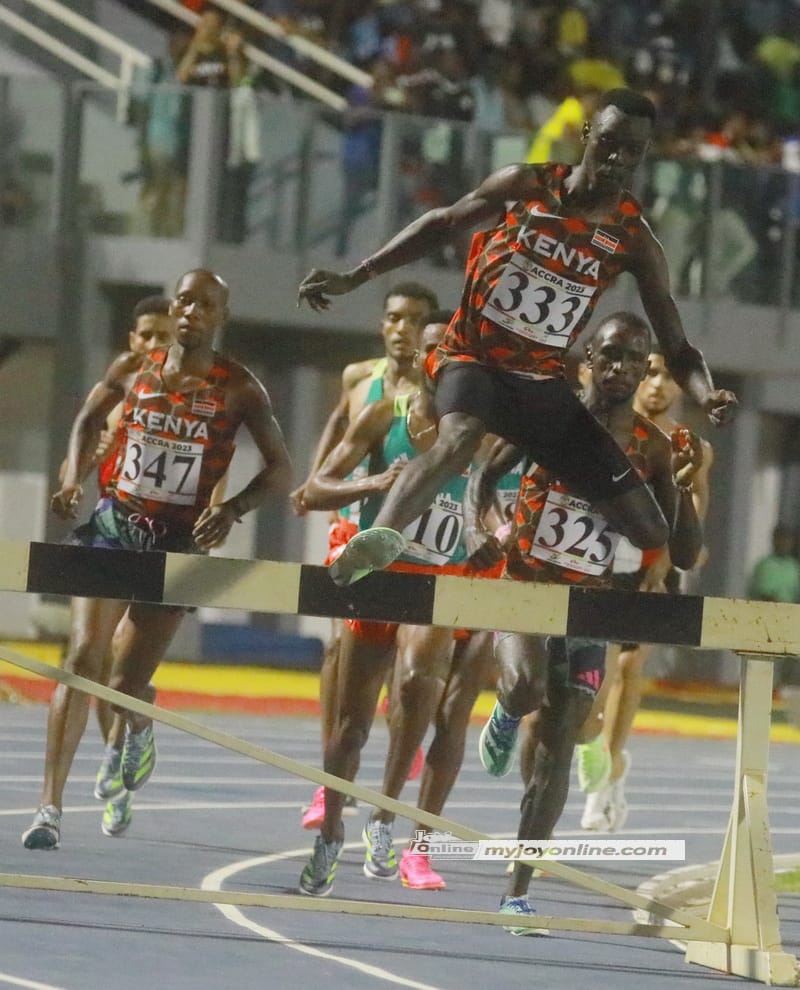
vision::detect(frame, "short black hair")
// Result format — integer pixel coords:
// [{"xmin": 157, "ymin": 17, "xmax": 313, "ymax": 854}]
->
[
  {"xmin": 425, "ymin": 308, "xmax": 455, "ymax": 326},
  {"xmin": 133, "ymin": 295, "xmax": 171, "ymax": 320},
  {"xmin": 596, "ymin": 88, "xmax": 656, "ymax": 124},
  {"xmin": 384, "ymin": 281, "xmax": 439, "ymax": 312},
  {"xmin": 587, "ymin": 310, "xmax": 652, "ymax": 351}
]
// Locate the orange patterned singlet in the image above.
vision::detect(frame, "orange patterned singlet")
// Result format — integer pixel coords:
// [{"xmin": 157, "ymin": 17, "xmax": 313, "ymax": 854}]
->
[
  {"xmin": 109, "ymin": 348, "xmax": 238, "ymax": 530},
  {"xmin": 428, "ymin": 163, "xmax": 647, "ymax": 380},
  {"xmin": 505, "ymin": 412, "xmax": 664, "ymax": 587}
]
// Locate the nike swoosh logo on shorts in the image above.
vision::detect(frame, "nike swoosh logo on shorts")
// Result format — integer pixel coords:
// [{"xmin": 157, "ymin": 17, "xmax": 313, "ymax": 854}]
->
[{"xmin": 612, "ymin": 468, "xmax": 631, "ymax": 483}]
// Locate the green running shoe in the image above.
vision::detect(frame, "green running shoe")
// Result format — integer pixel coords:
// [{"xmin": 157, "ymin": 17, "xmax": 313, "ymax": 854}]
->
[
  {"xmin": 499, "ymin": 896, "xmax": 550, "ymax": 936},
  {"xmin": 121, "ymin": 723, "xmax": 157, "ymax": 791},
  {"xmin": 575, "ymin": 735, "xmax": 611, "ymax": 793},
  {"xmin": 102, "ymin": 791, "xmax": 133, "ymax": 837},
  {"xmin": 479, "ymin": 701, "xmax": 521, "ymax": 777},
  {"xmin": 94, "ymin": 743, "xmax": 124, "ymax": 800},
  {"xmin": 328, "ymin": 528, "xmax": 407, "ymax": 586},
  {"xmin": 299, "ymin": 835, "xmax": 343, "ymax": 896},
  {"xmin": 362, "ymin": 819, "xmax": 398, "ymax": 880}
]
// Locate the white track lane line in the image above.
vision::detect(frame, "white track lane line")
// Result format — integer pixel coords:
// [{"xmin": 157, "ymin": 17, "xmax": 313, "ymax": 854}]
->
[
  {"xmin": 202, "ymin": 846, "xmax": 448, "ymax": 990},
  {"xmin": 0, "ymin": 974, "xmax": 70, "ymax": 990}
]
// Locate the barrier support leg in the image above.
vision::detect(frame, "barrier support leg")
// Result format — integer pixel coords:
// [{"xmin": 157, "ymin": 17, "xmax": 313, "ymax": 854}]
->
[{"xmin": 685, "ymin": 654, "xmax": 798, "ymax": 986}]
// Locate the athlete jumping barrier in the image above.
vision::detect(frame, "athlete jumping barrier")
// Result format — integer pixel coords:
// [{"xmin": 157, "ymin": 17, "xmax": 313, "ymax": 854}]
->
[{"xmin": 0, "ymin": 540, "xmax": 798, "ymax": 985}]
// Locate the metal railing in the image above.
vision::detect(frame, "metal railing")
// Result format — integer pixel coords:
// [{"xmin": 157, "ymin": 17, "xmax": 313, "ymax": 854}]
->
[
  {"xmin": 142, "ymin": 0, "xmax": 351, "ymax": 111},
  {"xmin": 0, "ymin": 0, "xmax": 151, "ymax": 119}
]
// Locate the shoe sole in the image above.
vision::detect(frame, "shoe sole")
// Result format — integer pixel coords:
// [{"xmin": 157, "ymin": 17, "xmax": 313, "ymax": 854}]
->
[
  {"xmin": 400, "ymin": 875, "xmax": 445, "ymax": 890},
  {"xmin": 363, "ymin": 862, "xmax": 398, "ymax": 881},
  {"xmin": 328, "ymin": 528, "xmax": 407, "ymax": 587},
  {"xmin": 478, "ymin": 720, "xmax": 514, "ymax": 777},
  {"xmin": 298, "ymin": 884, "xmax": 334, "ymax": 897},
  {"xmin": 22, "ymin": 826, "xmax": 60, "ymax": 850},
  {"xmin": 101, "ymin": 819, "xmax": 132, "ymax": 838}
]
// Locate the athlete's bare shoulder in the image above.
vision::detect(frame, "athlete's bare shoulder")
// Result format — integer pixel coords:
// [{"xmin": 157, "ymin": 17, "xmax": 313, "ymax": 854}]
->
[
  {"xmin": 474, "ymin": 162, "xmax": 548, "ymax": 202},
  {"xmin": 106, "ymin": 350, "xmax": 147, "ymax": 389},
  {"xmin": 342, "ymin": 357, "xmax": 378, "ymax": 392}
]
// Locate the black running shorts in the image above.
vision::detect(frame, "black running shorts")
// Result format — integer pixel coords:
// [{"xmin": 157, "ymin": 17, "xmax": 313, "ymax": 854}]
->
[{"xmin": 434, "ymin": 362, "xmax": 643, "ymax": 504}]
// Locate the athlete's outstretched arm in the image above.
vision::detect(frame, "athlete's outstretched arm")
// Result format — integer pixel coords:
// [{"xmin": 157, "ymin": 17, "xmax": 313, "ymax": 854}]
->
[
  {"xmin": 297, "ymin": 164, "xmax": 537, "ymax": 311},
  {"xmin": 633, "ymin": 223, "xmax": 737, "ymax": 427}
]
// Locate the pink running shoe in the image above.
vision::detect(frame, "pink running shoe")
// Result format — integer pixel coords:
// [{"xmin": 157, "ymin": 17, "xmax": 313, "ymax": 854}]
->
[
  {"xmin": 301, "ymin": 787, "xmax": 325, "ymax": 830},
  {"xmin": 407, "ymin": 745, "xmax": 424, "ymax": 781},
  {"xmin": 400, "ymin": 849, "xmax": 446, "ymax": 890}
]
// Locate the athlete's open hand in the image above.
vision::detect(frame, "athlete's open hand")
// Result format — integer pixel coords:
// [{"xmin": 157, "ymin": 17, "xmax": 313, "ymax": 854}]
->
[
  {"xmin": 297, "ymin": 269, "xmax": 360, "ymax": 311},
  {"xmin": 703, "ymin": 388, "xmax": 737, "ymax": 427},
  {"xmin": 289, "ymin": 484, "xmax": 308, "ymax": 516},
  {"xmin": 192, "ymin": 503, "xmax": 238, "ymax": 550},
  {"xmin": 50, "ymin": 484, "xmax": 83, "ymax": 519}
]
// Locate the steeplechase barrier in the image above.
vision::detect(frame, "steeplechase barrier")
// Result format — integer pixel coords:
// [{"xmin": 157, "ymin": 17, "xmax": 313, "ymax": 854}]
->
[{"xmin": 0, "ymin": 540, "xmax": 798, "ymax": 985}]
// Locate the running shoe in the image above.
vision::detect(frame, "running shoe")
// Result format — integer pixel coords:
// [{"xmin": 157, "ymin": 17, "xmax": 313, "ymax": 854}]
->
[
  {"xmin": 299, "ymin": 834, "xmax": 343, "ymax": 896},
  {"xmin": 94, "ymin": 743, "xmax": 124, "ymax": 800},
  {"xmin": 575, "ymin": 735, "xmax": 612, "ymax": 793},
  {"xmin": 301, "ymin": 786, "xmax": 326, "ymax": 830},
  {"xmin": 499, "ymin": 896, "xmax": 550, "ymax": 936},
  {"xmin": 362, "ymin": 819, "xmax": 398, "ymax": 880},
  {"xmin": 121, "ymin": 723, "xmax": 157, "ymax": 791},
  {"xmin": 399, "ymin": 849, "xmax": 445, "ymax": 890},
  {"xmin": 407, "ymin": 745, "xmax": 424, "ymax": 782},
  {"xmin": 301, "ymin": 787, "xmax": 359, "ymax": 830},
  {"xmin": 101, "ymin": 791, "xmax": 132, "ymax": 838},
  {"xmin": 328, "ymin": 527, "xmax": 407, "ymax": 586},
  {"xmin": 21, "ymin": 804, "xmax": 61, "ymax": 850},
  {"xmin": 606, "ymin": 750, "xmax": 631, "ymax": 831},
  {"xmin": 580, "ymin": 785, "xmax": 613, "ymax": 832},
  {"xmin": 478, "ymin": 701, "xmax": 521, "ymax": 777}
]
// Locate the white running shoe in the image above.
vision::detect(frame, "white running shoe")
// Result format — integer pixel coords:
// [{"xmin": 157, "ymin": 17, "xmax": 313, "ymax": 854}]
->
[
  {"xmin": 580, "ymin": 786, "xmax": 613, "ymax": 832},
  {"xmin": 606, "ymin": 750, "xmax": 631, "ymax": 832}
]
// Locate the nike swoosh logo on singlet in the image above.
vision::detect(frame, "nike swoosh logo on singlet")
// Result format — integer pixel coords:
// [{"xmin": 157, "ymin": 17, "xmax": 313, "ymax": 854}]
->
[
  {"xmin": 528, "ymin": 204, "xmax": 562, "ymax": 220},
  {"xmin": 612, "ymin": 468, "xmax": 631, "ymax": 483}
]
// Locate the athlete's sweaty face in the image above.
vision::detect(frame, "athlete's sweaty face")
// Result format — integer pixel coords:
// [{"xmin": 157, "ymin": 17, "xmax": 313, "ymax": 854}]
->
[
  {"xmin": 171, "ymin": 271, "xmax": 229, "ymax": 349},
  {"xmin": 635, "ymin": 353, "xmax": 681, "ymax": 416},
  {"xmin": 128, "ymin": 313, "xmax": 174, "ymax": 355},
  {"xmin": 583, "ymin": 106, "xmax": 652, "ymax": 190},
  {"xmin": 588, "ymin": 320, "xmax": 649, "ymax": 402},
  {"xmin": 381, "ymin": 295, "xmax": 430, "ymax": 360}
]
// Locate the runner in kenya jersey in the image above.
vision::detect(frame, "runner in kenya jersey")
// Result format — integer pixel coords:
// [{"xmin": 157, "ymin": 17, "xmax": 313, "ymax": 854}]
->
[
  {"xmin": 297, "ymin": 88, "xmax": 736, "ymax": 587},
  {"xmin": 462, "ymin": 311, "xmax": 704, "ymax": 931}
]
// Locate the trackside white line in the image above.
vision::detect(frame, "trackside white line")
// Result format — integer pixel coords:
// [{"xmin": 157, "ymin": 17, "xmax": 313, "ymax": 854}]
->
[
  {"xmin": 0, "ymin": 973, "xmax": 70, "ymax": 990},
  {"xmin": 202, "ymin": 847, "xmax": 448, "ymax": 990}
]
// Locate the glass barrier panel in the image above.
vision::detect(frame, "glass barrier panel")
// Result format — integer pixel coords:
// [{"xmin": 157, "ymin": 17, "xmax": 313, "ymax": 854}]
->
[{"xmin": 0, "ymin": 74, "xmax": 62, "ymax": 230}]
